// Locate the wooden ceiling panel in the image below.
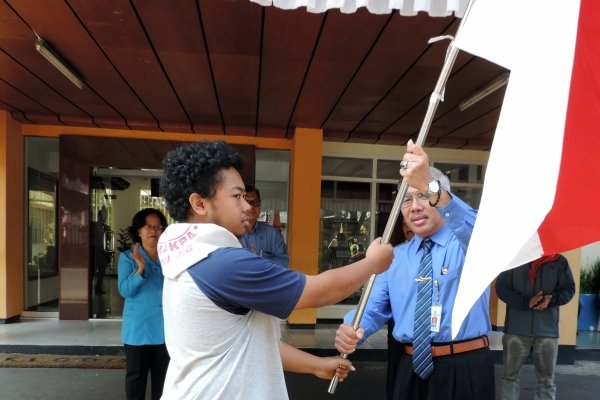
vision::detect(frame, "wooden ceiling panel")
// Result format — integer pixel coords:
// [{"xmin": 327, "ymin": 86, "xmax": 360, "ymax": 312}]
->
[
  {"xmin": 323, "ymin": 129, "xmax": 350, "ymax": 142},
  {"xmin": 375, "ymin": 132, "xmax": 413, "ymax": 146},
  {"xmin": 11, "ymin": 0, "xmax": 155, "ymax": 128},
  {"xmin": 350, "ymin": 21, "xmax": 470, "ymax": 138},
  {"xmin": 8, "ymin": 0, "xmax": 130, "ymax": 126},
  {"xmin": 257, "ymin": 7, "xmax": 324, "ymax": 137},
  {"xmin": 69, "ymin": 0, "xmax": 190, "ymax": 130},
  {"xmin": 378, "ymin": 58, "xmax": 507, "ymax": 143},
  {"xmin": 353, "ymin": 27, "xmax": 470, "ymax": 140},
  {"xmin": 292, "ymin": 9, "xmax": 391, "ymax": 130},
  {"xmin": 201, "ymin": 0, "xmax": 262, "ymax": 134},
  {"xmin": 322, "ymin": 13, "xmax": 455, "ymax": 135},
  {"xmin": 0, "ymin": 51, "xmax": 88, "ymax": 119},
  {"xmin": 0, "ymin": 2, "xmax": 505, "ymax": 150},
  {"xmin": 425, "ymin": 61, "xmax": 507, "ymax": 136},
  {"xmin": 0, "ymin": 79, "xmax": 54, "ymax": 119},
  {"xmin": 136, "ymin": 0, "xmax": 222, "ymax": 133},
  {"xmin": 440, "ymin": 106, "xmax": 502, "ymax": 142}
]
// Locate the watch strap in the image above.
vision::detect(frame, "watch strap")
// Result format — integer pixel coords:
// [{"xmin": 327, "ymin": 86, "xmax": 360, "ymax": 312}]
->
[{"xmin": 428, "ymin": 180, "xmax": 442, "ymax": 207}]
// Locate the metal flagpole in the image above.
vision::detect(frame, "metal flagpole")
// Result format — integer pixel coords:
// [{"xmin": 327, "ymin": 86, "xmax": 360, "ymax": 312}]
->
[{"xmin": 327, "ymin": 17, "xmax": 471, "ymax": 393}]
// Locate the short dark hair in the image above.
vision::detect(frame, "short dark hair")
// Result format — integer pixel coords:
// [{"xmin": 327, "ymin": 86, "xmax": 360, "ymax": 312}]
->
[
  {"xmin": 244, "ymin": 185, "xmax": 260, "ymax": 199},
  {"xmin": 161, "ymin": 141, "xmax": 245, "ymax": 222},
  {"xmin": 128, "ymin": 208, "xmax": 168, "ymax": 244}
]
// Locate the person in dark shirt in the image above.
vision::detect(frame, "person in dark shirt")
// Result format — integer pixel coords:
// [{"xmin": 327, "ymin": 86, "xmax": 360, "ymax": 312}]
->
[{"xmin": 496, "ymin": 255, "xmax": 575, "ymax": 400}]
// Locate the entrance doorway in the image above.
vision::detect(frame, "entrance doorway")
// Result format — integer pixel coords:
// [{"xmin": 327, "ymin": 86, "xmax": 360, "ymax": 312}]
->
[
  {"xmin": 89, "ymin": 168, "xmax": 165, "ymax": 319},
  {"xmin": 57, "ymin": 135, "xmax": 255, "ymax": 320}
]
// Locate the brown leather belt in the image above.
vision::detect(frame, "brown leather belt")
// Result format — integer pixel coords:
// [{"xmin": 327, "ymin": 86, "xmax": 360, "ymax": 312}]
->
[{"xmin": 404, "ymin": 336, "xmax": 489, "ymax": 358}]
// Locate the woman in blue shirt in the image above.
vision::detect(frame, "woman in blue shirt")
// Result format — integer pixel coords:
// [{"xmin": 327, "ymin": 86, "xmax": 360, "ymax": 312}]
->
[{"xmin": 118, "ymin": 208, "xmax": 169, "ymax": 400}]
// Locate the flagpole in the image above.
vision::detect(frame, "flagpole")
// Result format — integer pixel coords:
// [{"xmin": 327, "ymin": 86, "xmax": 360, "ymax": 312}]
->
[{"xmin": 326, "ymin": 6, "xmax": 475, "ymax": 390}]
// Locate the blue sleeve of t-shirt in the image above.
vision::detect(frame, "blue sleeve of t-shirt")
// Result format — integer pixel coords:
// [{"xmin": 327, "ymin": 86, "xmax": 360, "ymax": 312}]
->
[{"xmin": 186, "ymin": 247, "xmax": 306, "ymax": 319}]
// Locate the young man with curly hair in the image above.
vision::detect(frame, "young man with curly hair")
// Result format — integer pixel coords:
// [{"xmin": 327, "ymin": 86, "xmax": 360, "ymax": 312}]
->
[{"xmin": 157, "ymin": 141, "xmax": 393, "ymax": 400}]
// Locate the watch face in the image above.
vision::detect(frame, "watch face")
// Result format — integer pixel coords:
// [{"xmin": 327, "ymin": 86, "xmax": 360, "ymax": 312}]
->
[
  {"xmin": 424, "ymin": 180, "xmax": 440, "ymax": 199},
  {"xmin": 429, "ymin": 180, "xmax": 440, "ymax": 193}
]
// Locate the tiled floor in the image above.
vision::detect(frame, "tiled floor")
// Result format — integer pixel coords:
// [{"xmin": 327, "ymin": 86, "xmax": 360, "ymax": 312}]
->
[
  {"xmin": 4, "ymin": 317, "xmax": 599, "ymax": 352},
  {"xmin": 12, "ymin": 274, "xmax": 598, "ymax": 353},
  {"xmin": 577, "ymin": 331, "xmax": 600, "ymax": 349},
  {"xmin": 280, "ymin": 323, "xmax": 506, "ymax": 351}
]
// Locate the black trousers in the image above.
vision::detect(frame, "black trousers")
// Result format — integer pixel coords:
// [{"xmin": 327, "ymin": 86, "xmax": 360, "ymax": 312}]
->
[
  {"xmin": 391, "ymin": 340, "xmax": 495, "ymax": 400},
  {"xmin": 124, "ymin": 344, "xmax": 170, "ymax": 400},
  {"xmin": 387, "ymin": 320, "xmax": 404, "ymax": 400}
]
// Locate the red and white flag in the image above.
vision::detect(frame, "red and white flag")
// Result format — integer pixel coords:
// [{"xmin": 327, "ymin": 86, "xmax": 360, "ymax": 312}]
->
[{"xmin": 451, "ymin": 0, "xmax": 600, "ymax": 337}]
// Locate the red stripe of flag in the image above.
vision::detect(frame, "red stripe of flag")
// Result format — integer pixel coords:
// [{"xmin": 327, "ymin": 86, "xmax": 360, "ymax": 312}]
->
[{"xmin": 538, "ymin": 0, "xmax": 600, "ymax": 254}]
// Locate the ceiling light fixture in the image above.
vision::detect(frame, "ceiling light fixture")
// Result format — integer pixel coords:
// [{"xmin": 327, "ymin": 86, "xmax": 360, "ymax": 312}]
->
[
  {"xmin": 35, "ymin": 37, "xmax": 84, "ymax": 89},
  {"xmin": 458, "ymin": 72, "xmax": 509, "ymax": 111}
]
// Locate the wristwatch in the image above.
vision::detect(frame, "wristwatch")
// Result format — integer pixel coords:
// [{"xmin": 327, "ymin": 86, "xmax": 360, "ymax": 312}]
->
[{"xmin": 424, "ymin": 179, "xmax": 441, "ymax": 200}]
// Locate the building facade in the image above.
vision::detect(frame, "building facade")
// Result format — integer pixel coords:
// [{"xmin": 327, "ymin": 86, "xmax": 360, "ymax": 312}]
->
[{"xmin": 0, "ymin": 110, "xmax": 580, "ymax": 359}]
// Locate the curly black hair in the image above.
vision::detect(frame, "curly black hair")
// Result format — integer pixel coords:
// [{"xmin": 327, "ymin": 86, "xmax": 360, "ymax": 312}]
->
[
  {"xmin": 127, "ymin": 208, "xmax": 168, "ymax": 244},
  {"xmin": 160, "ymin": 141, "xmax": 245, "ymax": 222}
]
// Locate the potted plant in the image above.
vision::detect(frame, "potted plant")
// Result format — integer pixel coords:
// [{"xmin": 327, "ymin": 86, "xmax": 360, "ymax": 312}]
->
[
  {"xmin": 589, "ymin": 259, "xmax": 600, "ymax": 308},
  {"xmin": 116, "ymin": 228, "xmax": 132, "ymax": 253},
  {"xmin": 578, "ymin": 259, "xmax": 600, "ymax": 331}
]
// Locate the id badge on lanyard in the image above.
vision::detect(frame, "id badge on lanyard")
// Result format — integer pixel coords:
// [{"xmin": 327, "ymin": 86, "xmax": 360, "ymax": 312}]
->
[{"xmin": 430, "ymin": 280, "xmax": 442, "ymax": 333}]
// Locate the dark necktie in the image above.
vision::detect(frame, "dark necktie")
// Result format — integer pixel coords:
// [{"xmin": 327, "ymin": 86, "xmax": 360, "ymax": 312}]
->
[{"xmin": 413, "ymin": 238, "xmax": 433, "ymax": 379}]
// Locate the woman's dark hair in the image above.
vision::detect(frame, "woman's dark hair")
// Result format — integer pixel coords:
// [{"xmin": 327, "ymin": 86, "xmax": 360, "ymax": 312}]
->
[
  {"xmin": 127, "ymin": 208, "xmax": 168, "ymax": 244},
  {"xmin": 160, "ymin": 141, "xmax": 245, "ymax": 222}
]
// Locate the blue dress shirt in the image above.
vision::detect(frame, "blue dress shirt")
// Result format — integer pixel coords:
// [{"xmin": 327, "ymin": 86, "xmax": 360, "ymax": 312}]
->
[
  {"xmin": 241, "ymin": 221, "xmax": 289, "ymax": 268},
  {"xmin": 345, "ymin": 194, "xmax": 491, "ymax": 344}
]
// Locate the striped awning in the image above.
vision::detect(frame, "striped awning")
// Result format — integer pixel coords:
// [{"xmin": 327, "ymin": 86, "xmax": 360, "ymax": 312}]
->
[{"xmin": 250, "ymin": 0, "xmax": 469, "ymax": 17}]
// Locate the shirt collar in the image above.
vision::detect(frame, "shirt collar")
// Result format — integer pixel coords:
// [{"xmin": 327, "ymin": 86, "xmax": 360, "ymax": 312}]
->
[{"xmin": 411, "ymin": 224, "xmax": 452, "ymax": 254}]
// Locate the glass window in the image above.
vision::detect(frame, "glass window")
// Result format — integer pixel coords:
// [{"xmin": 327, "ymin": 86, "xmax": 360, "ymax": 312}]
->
[
  {"xmin": 255, "ymin": 150, "xmax": 290, "ymax": 241},
  {"xmin": 433, "ymin": 163, "xmax": 484, "ymax": 184},
  {"xmin": 25, "ymin": 137, "xmax": 59, "ymax": 312},
  {"xmin": 377, "ymin": 159, "xmax": 402, "ymax": 179},
  {"xmin": 433, "ymin": 162, "xmax": 484, "ymax": 208},
  {"xmin": 375, "ymin": 183, "xmax": 409, "ymax": 246},
  {"xmin": 322, "ymin": 157, "xmax": 372, "ymax": 178},
  {"xmin": 452, "ymin": 186, "xmax": 483, "ymax": 209},
  {"xmin": 319, "ymin": 181, "xmax": 371, "ymax": 306},
  {"xmin": 140, "ymin": 189, "xmax": 171, "ymax": 223}
]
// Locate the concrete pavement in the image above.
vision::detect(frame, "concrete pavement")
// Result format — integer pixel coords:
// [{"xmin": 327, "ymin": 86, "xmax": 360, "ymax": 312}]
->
[{"xmin": 1, "ymin": 361, "xmax": 600, "ymax": 399}]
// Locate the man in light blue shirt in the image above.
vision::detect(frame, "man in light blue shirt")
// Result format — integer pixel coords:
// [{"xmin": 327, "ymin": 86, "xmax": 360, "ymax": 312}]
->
[
  {"xmin": 241, "ymin": 185, "xmax": 289, "ymax": 268},
  {"xmin": 335, "ymin": 140, "xmax": 494, "ymax": 400}
]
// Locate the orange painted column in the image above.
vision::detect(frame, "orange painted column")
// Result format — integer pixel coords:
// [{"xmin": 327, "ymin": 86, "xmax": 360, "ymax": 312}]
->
[
  {"xmin": 287, "ymin": 128, "xmax": 323, "ymax": 326},
  {"xmin": 0, "ymin": 111, "xmax": 24, "ymax": 320}
]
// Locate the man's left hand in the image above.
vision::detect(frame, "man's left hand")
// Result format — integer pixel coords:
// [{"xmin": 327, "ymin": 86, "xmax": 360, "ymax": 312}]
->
[
  {"xmin": 533, "ymin": 294, "xmax": 552, "ymax": 310},
  {"xmin": 399, "ymin": 139, "xmax": 433, "ymax": 194}
]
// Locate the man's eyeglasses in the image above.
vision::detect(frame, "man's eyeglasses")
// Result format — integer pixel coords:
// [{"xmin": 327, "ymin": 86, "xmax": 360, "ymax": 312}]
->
[
  {"xmin": 246, "ymin": 198, "xmax": 262, "ymax": 207},
  {"xmin": 142, "ymin": 225, "xmax": 163, "ymax": 231},
  {"xmin": 401, "ymin": 192, "xmax": 429, "ymax": 208}
]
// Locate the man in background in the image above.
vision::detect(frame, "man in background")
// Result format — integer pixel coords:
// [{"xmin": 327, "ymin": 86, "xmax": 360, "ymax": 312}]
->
[
  {"xmin": 92, "ymin": 206, "xmax": 110, "ymax": 294},
  {"xmin": 242, "ymin": 185, "xmax": 289, "ymax": 268},
  {"xmin": 496, "ymin": 255, "xmax": 575, "ymax": 400}
]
